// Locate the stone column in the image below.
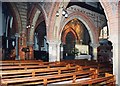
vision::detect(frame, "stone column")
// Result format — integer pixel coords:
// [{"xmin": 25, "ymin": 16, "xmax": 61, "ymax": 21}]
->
[
  {"xmin": 109, "ymin": 32, "xmax": 119, "ymax": 84},
  {"xmin": 57, "ymin": 42, "xmax": 61, "ymax": 62},
  {"xmin": 90, "ymin": 43, "xmax": 99, "ymax": 61},
  {"xmin": 112, "ymin": 40, "xmax": 119, "ymax": 85},
  {"xmin": 48, "ymin": 41, "xmax": 61, "ymax": 62},
  {"xmin": 15, "ymin": 33, "xmax": 20, "ymax": 60},
  {"xmin": 108, "ymin": 18, "xmax": 119, "ymax": 85},
  {"xmin": 60, "ymin": 44, "xmax": 64, "ymax": 60}
]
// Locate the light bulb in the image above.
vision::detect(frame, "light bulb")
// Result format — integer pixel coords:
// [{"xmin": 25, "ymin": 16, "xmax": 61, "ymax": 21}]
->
[
  {"xmin": 28, "ymin": 25, "xmax": 31, "ymax": 28},
  {"xmin": 56, "ymin": 11, "xmax": 59, "ymax": 17},
  {"xmin": 62, "ymin": 9, "xmax": 66, "ymax": 16},
  {"xmin": 26, "ymin": 26, "xmax": 29, "ymax": 29},
  {"xmin": 65, "ymin": 13, "xmax": 68, "ymax": 18}
]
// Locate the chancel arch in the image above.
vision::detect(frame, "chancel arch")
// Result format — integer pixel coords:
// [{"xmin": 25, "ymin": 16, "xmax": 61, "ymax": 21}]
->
[
  {"xmin": 1, "ymin": 1, "xmax": 120, "ymax": 85},
  {"xmin": 61, "ymin": 18, "xmax": 92, "ymax": 60},
  {"xmin": 59, "ymin": 12, "xmax": 99, "ymax": 60},
  {"xmin": 59, "ymin": 12, "xmax": 98, "ymax": 45}
]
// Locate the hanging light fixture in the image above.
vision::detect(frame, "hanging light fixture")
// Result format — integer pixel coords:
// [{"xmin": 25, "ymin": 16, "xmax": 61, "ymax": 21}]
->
[
  {"xmin": 26, "ymin": 18, "xmax": 30, "ymax": 29},
  {"xmin": 26, "ymin": 19, "xmax": 34, "ymax": 29},
  {"xmin": 56, "ymin": 0, "xmax": 68, "ymax": 18},
  {"xmin": 62, "ymin": 9, "xmax": 66, "ymax": 16},
  {"xmin": 65, "ymin": 11, "xmax": 68, "ymax": 18}
]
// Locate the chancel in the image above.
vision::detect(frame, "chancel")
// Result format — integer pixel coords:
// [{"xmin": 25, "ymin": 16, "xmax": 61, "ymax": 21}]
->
[{"xmin": 0, "ymin": 0, "xmax": 119, "ymax": 85}]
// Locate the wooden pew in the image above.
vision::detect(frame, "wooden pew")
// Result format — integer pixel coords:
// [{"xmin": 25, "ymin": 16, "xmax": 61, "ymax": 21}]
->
[
  {"xmin": 0, "ymin": 60, "xmax": 43, "ymax": 66},
  {"xmin": 62, "ymin": 59, "xmax": 88, "ymax": 66},
  {"xmin": 1, "ymin": 60, "xmax": 113, "ymax": 85},
  {"xmin": 1, "ymin": 62, "xmax": 73, "ymax": 71},
  {"xmin": 0, "ymin": 62, "xmax": 43, "ymax": 66},
  {"xmin": 1, "ymin": 66, "xmax": 82, "ymax": 79},
  {"xmin": 62, "ymin": 59, "xmax": 113, "ymax": 75},
  {"xmin": 0, "ymin": 60, "xmax": 65, "ymax": 66},
  {"xmin": 0, "ymin": 60, "xmax": 42, "ymax": 62},
  {"xmin": 1, "ymin": 68, "xmax": 97, "ymax": 86},
  {"xmin": 72, "ymin": 73, "xmax": 115, "ymax": 86}
]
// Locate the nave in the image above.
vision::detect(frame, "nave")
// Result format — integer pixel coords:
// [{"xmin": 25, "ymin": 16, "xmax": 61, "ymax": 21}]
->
[{"xmin": 0, "ymin": 1, "xmax": 120, "ymax": 85}]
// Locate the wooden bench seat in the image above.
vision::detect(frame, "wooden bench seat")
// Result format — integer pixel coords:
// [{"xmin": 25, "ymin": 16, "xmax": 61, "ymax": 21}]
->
[
  {"xmin": 1, "ymin": 63, "xmax": 73, "ymax": 71},
  {"xmin": 62, "ymin": 59, "xmax": 88, "ymax": 66},
  {"xmin": 0, "ymin": 60, "xmax": 43, "ymax": 66},
  {"xmin": 0, "ymin": 61, "xmax": 66, "ymax": 66},
  {"xmin": 1, "ymin": 65, "xmax": 49, "ymax": 70},
  {"xmin": 0, "ymin": 60, "xmax": 114, "ymax": 86},
  {"xmin": 72, "ymin": 73, "xmax": 115, "ymax": 86},
  {"xmin": 1, "ymin": 69, "xmax": 96, "ymax": 86},
  {"xmin": 62, "ymin": 59, "xmax": 113, "ymax": 75},
  {"xmin": 0, "ymin": 62, "xmax": 43, "ymax": 66},
  {"xmin": 1, "ymin": 66, "xmax": 83, "ymax": 79},
  {"xmin": 0, "ymin": 60, "xmax": 43, "ymax": 63}
]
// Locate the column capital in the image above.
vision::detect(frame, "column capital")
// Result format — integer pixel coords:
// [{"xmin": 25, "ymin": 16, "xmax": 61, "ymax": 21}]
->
[
  {"xmin": 90, "ymin": 43, "xmax": 100, "ymax": 48},
  {"xmin": 47, "ymin": 40, "xmax": 61, "ymax": 45}
]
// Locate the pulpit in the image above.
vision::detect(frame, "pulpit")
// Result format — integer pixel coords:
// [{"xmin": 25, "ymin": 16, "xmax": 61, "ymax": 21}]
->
[{"xmin": 22, "ymin": 47, "xmax": 30, "ymax": 60}]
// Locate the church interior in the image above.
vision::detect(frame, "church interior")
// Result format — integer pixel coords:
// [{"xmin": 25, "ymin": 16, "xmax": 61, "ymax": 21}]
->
[{"xmin": 0, "ymin": 0, "xmax": 120, "ymax": 85}]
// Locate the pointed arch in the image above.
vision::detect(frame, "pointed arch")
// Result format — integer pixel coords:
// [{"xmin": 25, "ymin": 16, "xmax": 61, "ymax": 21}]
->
[
  {"xmin": 59, "ymin": 11, "xmax": 99, "ymax": 45},
  {"xmin": 28, "ymin": 3, "xmax": 47, "ymax": 44},
  {"xmin": 62, "ymin": 27, "xmax": 79, "ymax": 44},
  {"xmin": 9, "ymin": 2, "xmax": 22, "ymax": 33}
]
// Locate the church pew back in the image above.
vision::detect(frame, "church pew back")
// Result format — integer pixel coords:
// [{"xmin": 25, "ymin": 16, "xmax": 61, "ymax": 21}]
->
[
  {"xmin": 73, "ymin": 73, "xmax": 115, "ymax": 85},
  {"xmin": 62, "ymin": 59, "xmax": 113, "ymax": 75},
  {"xmin": 1, "ymin": 62, "xmax": 71, "ymax": 71},
  {"xmin": 1, "ymin": 66, "xmax": 83, "ymax": 79},
  {"xmin": 1, "ymin": 69, "xmax": 96, "ymax": 86}
]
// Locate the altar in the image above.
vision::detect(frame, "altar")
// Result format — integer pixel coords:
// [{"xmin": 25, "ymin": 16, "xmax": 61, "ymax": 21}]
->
[{"xmin": 75, "ymin": 55, "xmax": 91, "ymax": 60}]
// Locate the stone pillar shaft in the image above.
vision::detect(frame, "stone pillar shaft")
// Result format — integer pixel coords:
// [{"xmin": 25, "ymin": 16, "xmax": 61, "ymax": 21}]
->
[
  {"xmin": 15, "ymin": 33, "xmax": 20, "ymax": 60},
  {"xmin": 109, "ymin": 28, "xmax": 119, "ymax": 84},
  {"xmin": 90, "ymin": 43, "xmax": 99, "ymax": 61},
  {"xmin": 48, "ymin": 41, "xmax": 61, "ymax": 62},
  {"xmin": 107, "ymin": 13, "xmax": 119, "ymax": 84},
  {"xmin": 60, "ymin": 45, "xmax": 63, "ymax": 60},
  {"xmin": 93, "ymin": 47, "xmax": 97, "ymax": 61}
]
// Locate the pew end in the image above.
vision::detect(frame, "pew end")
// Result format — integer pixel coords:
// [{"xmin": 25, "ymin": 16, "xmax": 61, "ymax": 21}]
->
[{"xmin": 90, "ymin": 68, "xmax": 98, "ymax": 79}]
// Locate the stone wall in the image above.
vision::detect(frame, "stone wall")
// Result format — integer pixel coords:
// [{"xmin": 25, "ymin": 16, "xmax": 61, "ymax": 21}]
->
[{"xmin": 67, "ymin": 5, "xmax": 107, "ymax": 29}]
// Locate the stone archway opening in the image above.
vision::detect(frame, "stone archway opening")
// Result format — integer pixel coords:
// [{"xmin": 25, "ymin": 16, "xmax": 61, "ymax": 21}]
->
[
  {"xmin": 27, "ymin": 3, "xmax": 48, "ymax": 61},
  {"xmin": 34, "ymin": 21, "xmax": 48, "ymax": 61},
  {"xmin": 2, "ymin": 2, "xmax": 20, "ymax": 60},
  {"xmin": 61, "ymin": 18, "xmax": 92, "ymax": 60}
]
